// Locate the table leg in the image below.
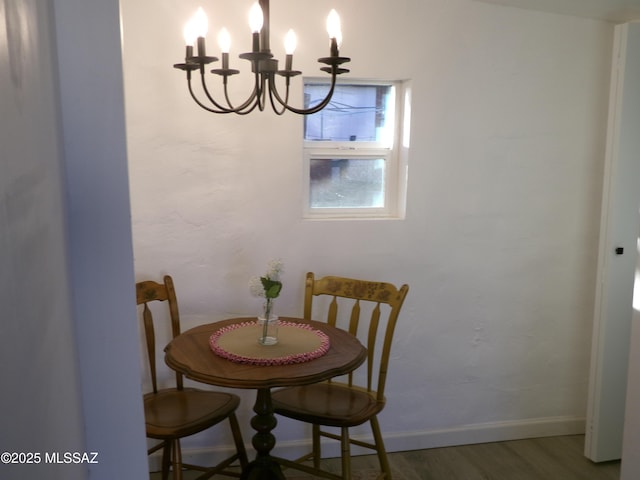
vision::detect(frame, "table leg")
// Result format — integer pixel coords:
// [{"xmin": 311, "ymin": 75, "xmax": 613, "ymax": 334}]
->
[{"xmin": 241, "ymin": 387, "xmax": 285, "ymax": 480}]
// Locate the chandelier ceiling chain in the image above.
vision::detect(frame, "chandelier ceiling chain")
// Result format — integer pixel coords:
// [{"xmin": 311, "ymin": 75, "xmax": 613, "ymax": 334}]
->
[{"xmin": 173, "ymin": 0, "xmax": 351, "ymax": 115}]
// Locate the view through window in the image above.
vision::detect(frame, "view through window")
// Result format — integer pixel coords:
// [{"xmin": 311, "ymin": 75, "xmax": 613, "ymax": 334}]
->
[{"xmin": 303, "ymin": 81, "xmax": 408, "ymax": 218}]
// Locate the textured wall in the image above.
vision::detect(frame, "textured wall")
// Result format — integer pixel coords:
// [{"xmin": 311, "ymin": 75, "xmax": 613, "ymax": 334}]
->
[
  {"xmin": 121, "ymin": 0, "xmax": 612, "ymax": 456},
  {"xmin": 52, "ymin": 0, "xmax": 149, "ymax": 478},
  {"xmin": 0, "ymin": 1, "xmax": 86, "ymax": 479}
]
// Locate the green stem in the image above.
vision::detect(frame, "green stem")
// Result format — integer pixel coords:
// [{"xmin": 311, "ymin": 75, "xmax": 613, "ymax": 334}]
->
[{"xmin": 262, "ymin": 299, "xmax": 271, "ymax": 341}]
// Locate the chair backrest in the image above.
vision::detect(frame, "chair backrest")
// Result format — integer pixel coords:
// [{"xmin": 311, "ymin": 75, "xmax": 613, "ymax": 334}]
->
[
  {"xmin": 135, "ymin": 275, "xmax": 182, "ymax": 394},
  {"xmin": 303, "ymin": 272, "xmax": 409, "ymax": 403}
]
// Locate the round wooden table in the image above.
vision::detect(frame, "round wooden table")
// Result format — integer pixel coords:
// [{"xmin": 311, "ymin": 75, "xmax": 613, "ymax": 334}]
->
[{"xmin": 164, "ymin": 317, "xmax": 367, "ymax": 480}]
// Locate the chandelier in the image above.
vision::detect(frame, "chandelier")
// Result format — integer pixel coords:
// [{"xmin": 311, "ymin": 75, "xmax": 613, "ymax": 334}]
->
[{"xmin": 173, "ymin": 0, "xmax": 351, "ymax": 115}]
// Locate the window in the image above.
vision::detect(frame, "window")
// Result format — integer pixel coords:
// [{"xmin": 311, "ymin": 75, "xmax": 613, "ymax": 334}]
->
[{"xmin": 303, "ymin": 80, "xmax": 410, "ymax": 219}]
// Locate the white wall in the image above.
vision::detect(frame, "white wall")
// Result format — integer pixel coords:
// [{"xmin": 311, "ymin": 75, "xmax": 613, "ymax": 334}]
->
[
  {"xmin": 52, "ymin": 0, "xmax": 149, "ymax": 478},
  {"xmin": 0, "ymin": 1, "xmax": 86, "ymax": 479},
  {"xmin": 121, "ymin": 0, "xmax": 613, "ymax": 457},
  {"xmin": 1, "ymin": 0, "xmax": 147, "ymax": 479}
]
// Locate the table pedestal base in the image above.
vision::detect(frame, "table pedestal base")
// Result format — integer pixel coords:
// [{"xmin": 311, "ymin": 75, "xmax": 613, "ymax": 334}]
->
[{"xmin": 241, "ymin": 388, "xmax": 285, "ymax": 480}]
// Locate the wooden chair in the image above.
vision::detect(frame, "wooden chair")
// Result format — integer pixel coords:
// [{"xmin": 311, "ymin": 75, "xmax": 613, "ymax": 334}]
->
[
  {"xmin": 136, "ymin": 275, "xmax": 248, "ymax": 480},
  {"xmin": 272, "ymin": 272, "xmax": 409, "ymax": 480}
]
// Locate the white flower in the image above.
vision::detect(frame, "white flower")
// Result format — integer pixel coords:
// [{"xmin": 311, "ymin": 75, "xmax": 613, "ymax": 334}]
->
[
  {"xmin": 266, "ymin": 259, "xmax": 284, "ymax": 281},
  {"xmin": 249, "ymin": 259, "xmax": 284, "ymax": 299},
  {"xmin": 249, "ymin": 276, "xmax": 265, "ymax": 297}
]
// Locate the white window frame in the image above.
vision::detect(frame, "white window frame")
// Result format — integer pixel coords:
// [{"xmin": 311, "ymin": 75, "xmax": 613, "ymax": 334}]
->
[{"xmin": 302, "ymin": 79, "xmax": 410, "ymax": 220}]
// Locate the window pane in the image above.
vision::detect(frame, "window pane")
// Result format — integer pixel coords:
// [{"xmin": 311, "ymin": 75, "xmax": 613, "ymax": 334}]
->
[
  {"xmin": 304, "ymin": 84, "xmax": 395, "ymax": 145},
  {"xmin": 309, "ymin": 158, "xmax": 385, "ymax": 208}
]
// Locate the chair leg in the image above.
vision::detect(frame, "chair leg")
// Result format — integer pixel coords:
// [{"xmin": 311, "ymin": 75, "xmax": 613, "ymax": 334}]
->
[
  {"xmin": 229, "ymin": 412, "xmax": 249, "ymax": 468},
  {"xmin": 161, "ymin": 441, "xmax": 172, "ymax": 480},
  {"xmin": 312, "ymin": 424, "xmax": 321, "ymax": 469},
  {"xmin": 172, "ymin": 439, "xmax": 183, "ymax": 480},
  {"xmin": 370, "ymin": 416, "xmax": 392, "ymax": 480},
  {"xmin": 340, "ymin": 427, "xmax": 352, "ymax": 480}
]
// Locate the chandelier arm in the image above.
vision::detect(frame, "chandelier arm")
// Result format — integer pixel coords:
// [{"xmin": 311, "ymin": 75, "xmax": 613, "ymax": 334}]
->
[
  {"xmin": 228, "ymin": 93, "xmax": 261, "ymax": 115},
  {"xmin": 245, "ymin": 68, "xmax": 266, "ymax": 113},
  {"xmin": 257, "ymin": 74, "xmax": 268, "ymax": 112},
  {"xmin": 270, "ymin": 71, "xmax": 339, "ymax": 115},
  {"xmin": 267, "ymin": 76, "xmax": 288, "ymax": 116},
  {"xmin": 187, "ymin": 73, "xmax": 232, "ymax": 114},
  {"xmin": 223, "ymin": 68, "xmax": 265, "ymax": 115},
  {"xmin": 222, "ymin": 80, "xmax": 260, "ymax": 114},
  {"xmin": 198, "ymin": 70, "xmax": 239, "ymax": 113},
  {"xmin": 218, "ymin": 65, "xmax": 263, "ymax": 114}
]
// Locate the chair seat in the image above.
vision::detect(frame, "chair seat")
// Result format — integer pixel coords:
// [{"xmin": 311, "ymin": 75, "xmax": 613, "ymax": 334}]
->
[
  {"xmin": 272, "ymin": 382, "xmax": 385, "ymax": 428},
  {"xmin": 144, "ymin": 388, "xmax": 240, "ymax": 439}
]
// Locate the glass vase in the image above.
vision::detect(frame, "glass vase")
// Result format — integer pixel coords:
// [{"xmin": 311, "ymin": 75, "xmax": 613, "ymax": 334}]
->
[{"xmin": 258, "ymin": 299, "xmax": 279, "ymax": 345}]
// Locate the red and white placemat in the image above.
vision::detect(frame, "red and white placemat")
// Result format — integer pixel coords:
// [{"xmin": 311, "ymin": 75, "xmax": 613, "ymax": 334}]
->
[{"xmin": 209, "ymin": 320, "xmax": 330, "ymax": 366}]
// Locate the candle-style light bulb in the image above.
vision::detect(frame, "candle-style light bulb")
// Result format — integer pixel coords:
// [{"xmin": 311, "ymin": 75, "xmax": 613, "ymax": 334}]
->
[
  {"xmin": 249, "ymin": 3, "xmax": 264, "ymax": 33},
  {"xmin": 284, "ymin": 29, "xmax": 297, "ymax": 55},
  {"xmin": 249, "ymin": 3, "xmax": 263, "ymax": 52},
  {"xmin": 326, "ymin": 10, "xmax": 342, "ymax": 41},
  {"xmin": 183, "ymin": 19, "xmax": 197, "ymax": 47},
  {"xmin": 183, "ymin": 17, "xmax": 197, "ymax": 59},
  {"xmin": 326, "ymin": 9, "xmax": 342, "ymax": 57},
  {"xmin": 218, "ymin": 28, "xmax": 231, "ymax": 69},
  {"xmin": 192, "ymin": 7, "xmax": 209, "ymax": 37},
  {"xmin": 191, "ymin": 7, "xmax": 209, "ymax": 57},
  {"xmin": 284, "ymin": 29, "xmax": 297, "ymax": 70},
  {"xmin": 218, "ymin": 28, "xmax": 231, "ymax": 53}
]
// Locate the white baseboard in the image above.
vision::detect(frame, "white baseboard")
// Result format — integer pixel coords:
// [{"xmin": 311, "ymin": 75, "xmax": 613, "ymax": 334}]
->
[
  {"xmin": 148, "ymin": 415, "xmax": 586, "ymax": 472},
  {"xmin": 381, "ymin": 415, "xmax": 586, "ymax": 452}
]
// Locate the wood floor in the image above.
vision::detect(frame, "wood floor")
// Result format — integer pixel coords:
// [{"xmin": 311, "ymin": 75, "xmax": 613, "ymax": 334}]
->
[
  {"xmin": 150, "ymin": 435, "xmax": 621, "ymax": 479},
  {"xmin": 383, "ymin": 434, "xmax": 620, "ymax": 480}
]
